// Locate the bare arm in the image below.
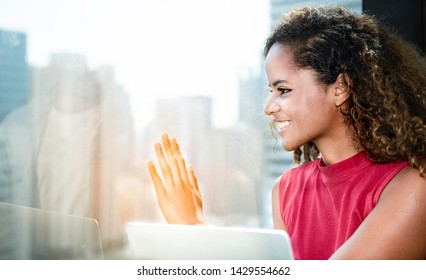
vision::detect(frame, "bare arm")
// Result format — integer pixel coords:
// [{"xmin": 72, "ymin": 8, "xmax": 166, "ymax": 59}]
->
[
  {"xmin": 331, "ymin": 166, "xmax": 426, "ymax": 259},
  {"xmin": 272, "ymin": 176, "xmax": 287, "ymax": 231},
  {"xmin": 147, "ymin": 133, "xmax": 207, "ymax": 225}
]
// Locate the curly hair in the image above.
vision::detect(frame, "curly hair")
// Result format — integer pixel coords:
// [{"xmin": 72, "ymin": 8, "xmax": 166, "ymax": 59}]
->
[{"xmin": 264, "ymin": 6, "xmax": 426, "ymax": 176}]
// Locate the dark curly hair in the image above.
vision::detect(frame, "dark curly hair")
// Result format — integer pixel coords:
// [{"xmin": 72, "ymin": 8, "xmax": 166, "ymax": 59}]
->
[{"xmin": 264, "ymin": 6, "xmax": 426, "ymax": 176}]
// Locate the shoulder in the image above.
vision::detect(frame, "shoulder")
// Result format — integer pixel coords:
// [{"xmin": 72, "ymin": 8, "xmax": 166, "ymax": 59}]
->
[
  {"xmin": 279, "ymin": 159, "xmax": 320, "ymax": 188},
  {"xmin": 376, "ymin": 165, "xmax": 426, "ymax": 258},
  {"xmin": 331, "ymin": 165, "xmax": 426, "ymax": 259},
  {"xmin": 272, "ymin": 176, "xmax": 282, "ymax": 197},
  {"xmin": 283, "ymin": 159, "xmax": 319, "ymax": 176},
  {"xmin": 380, "ymin": 165, "xmax": 426, "ymax": 204}
]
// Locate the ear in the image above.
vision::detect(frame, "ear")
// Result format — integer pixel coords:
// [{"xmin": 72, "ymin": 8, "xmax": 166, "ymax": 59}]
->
[{"xmin": 333, "ymin": 73, "xmax": 352, "ymax": 107}]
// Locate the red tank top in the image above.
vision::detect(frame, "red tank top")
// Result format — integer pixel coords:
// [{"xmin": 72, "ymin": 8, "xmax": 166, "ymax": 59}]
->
[{"xmin": 279, "ymin": 151, "xmax": 408, "ymax": 260}]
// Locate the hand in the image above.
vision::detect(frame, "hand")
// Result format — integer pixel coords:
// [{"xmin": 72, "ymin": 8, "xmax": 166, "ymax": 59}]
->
[{"xmin": 147, "ymin": 133, "xmax": 207, "ymax": 225}]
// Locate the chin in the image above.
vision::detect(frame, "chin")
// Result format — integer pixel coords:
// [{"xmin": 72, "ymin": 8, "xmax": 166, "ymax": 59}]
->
[
  {"xmin": 282, "ymin": 137, "xmax": 305, "ymax": 152},
  {"xmin": 281, "ymin": 142, "xmax": 295, "ymax": 152}
]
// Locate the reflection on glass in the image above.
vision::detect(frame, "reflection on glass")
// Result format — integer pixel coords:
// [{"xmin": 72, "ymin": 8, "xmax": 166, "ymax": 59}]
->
[
  {"xmin": 0, "ymin": 0, "xmax": 362, "ymax": 259},
  {"xmin": 0, "ymin": 202, "xmax": 103, "ymax": 259},
  {"xmin": 0, "ymin": 49, "xmax": 141, "ymax": 258}
]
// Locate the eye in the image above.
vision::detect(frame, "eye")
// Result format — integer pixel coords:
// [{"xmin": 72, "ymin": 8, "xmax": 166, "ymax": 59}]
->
[{"xmin": 278, "ymin": 88, "xmax": 292, "ymax": 95}]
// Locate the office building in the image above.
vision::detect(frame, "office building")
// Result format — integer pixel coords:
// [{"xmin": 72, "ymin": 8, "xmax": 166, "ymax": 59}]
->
[{"xmin": 0, "ymin": 29, "xmax": 30, "ymax": 122}]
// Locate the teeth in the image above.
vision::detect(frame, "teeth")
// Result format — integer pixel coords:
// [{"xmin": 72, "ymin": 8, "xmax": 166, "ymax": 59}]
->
[{"xmin": 276, "ymin": 121, "xmax": 291, "ymax": 131}]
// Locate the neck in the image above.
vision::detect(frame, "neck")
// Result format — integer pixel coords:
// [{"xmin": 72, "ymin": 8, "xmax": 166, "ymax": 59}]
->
[{"xmin": 315, "ymin": 126, "xmax": 361, "ymax": 166}]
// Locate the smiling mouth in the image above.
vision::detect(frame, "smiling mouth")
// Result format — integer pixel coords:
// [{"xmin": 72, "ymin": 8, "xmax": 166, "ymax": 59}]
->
[{"xmin": 275, "ymin": 120, "xmax": 292, "ymax": 131}]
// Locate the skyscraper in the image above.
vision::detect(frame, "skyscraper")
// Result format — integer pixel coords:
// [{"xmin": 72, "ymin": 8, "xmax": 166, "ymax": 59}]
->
[
  {"xmin": 0, "ymin": 29, "xmax": 31, "ymax": 259},
  {"xmin": 270, "ymin": 0, "xmax": 362, "ymax": 28},
  {"xmin": 0, "ymin": 29, "xmax": 30, "ymax": 122}
]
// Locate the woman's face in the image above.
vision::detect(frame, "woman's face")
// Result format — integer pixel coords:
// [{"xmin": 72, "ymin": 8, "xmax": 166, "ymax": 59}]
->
[{"xmin": 264, "ymin": 43, "xmax": 344, "ymax": 152}]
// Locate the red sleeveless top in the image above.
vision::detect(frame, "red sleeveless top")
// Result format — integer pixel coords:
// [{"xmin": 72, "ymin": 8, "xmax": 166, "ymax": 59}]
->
[{"xmin": 279, "ymin": 151, "xmax": 408, "ymax": 259}]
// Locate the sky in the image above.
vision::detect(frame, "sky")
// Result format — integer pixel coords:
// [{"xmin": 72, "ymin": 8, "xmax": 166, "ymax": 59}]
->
[{"xmin": 0, "ymin": 0, "xmax": 270, "ymax": 129}]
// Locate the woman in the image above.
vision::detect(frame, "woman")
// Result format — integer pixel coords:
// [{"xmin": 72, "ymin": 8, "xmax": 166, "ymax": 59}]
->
[{"xmin": 147, "ymin": 6, "xmax": 426, "ymax": 259}]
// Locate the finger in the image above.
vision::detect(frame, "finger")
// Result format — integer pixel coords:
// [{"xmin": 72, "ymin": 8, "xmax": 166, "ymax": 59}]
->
[
  {"xmin": 154, "ymin": 142, "xmax": 175, "ymax": 188},
  {"xmin": 171, "ymin": 137, "xmax": 190, "ymax": 187},
  {"xmin": 162, "ymin": 133, "xmax": 183, "ymax": 188},
  {"xmin": 188, "ymin": 164, "xmax": 203, "ymax": 208},
  {"xmin": 172, "ymin": 156, "xmax": 185, "ymax": 189},
  {"xmin": 188, "ymin": 164, "xmax": 200, "ymax": 193},
  {"xmin": 147, "ymin": 160, "xmax": 168, "ymax": 199},
  {"xmin": 161, "ymin": 133, "xmax": 174, "ymax": 165}
]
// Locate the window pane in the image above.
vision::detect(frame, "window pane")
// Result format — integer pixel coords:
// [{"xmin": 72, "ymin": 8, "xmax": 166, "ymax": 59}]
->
[{"xmin": 0, "ymin": 0, "xmax": 362, "ymax": 259}]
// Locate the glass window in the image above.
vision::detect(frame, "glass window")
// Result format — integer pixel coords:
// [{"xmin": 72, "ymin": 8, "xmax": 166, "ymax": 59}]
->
[{"xmin": 0, "ymin": 0, "xmax": 361, "ymax": 259}]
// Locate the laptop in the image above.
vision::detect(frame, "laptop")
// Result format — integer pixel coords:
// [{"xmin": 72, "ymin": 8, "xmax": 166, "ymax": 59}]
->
[
  {"xmin": 0, "ymin": 202, "xmax": 104, "ymax": 260},
  {"xmin": 126, "ymin": 222, "xmax": 294, "ymax": 260}
]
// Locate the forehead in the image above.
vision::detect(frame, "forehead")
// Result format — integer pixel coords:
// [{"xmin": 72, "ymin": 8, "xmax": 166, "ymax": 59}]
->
[
  {"xmin": 265, "ymin": 43, "xmax": 295, "ymax": 69},
  {"xmin": 265, "ymin": 43, "xmax": 303, "ymax": 84},
  {"xmin": 265, "ymin": 43, "xmax": 323, "ymax": 87}
]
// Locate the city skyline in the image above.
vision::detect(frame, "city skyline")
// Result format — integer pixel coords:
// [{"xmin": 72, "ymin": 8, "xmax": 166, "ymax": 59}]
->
[
  {"xmin": 1, "ymin": 0, "xmax": 369, "ymax": 259},
  {"xmin": 0, "ymin": 0, "xmax": 363, "ymax": 230},
  {"xmin": 0, "ymin": 0, "xmax": 270, "ymax": 130}
]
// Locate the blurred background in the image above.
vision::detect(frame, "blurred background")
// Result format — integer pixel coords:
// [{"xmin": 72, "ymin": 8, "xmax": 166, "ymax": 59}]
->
[{"xmin": 1, "ymin": 0, "xmax": 422, "ymax": 259}]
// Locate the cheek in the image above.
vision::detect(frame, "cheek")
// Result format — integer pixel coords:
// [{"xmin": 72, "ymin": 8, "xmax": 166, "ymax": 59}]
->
[
  {"xmin": 300, "ymin": 89, "xmax": 333, "ymax": 115},
  {"xmin": 291, "ymin": 96, "xmax": 332, "ymax": 134}
]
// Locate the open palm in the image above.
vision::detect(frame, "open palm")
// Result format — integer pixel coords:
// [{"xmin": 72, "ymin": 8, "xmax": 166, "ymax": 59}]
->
[{"xmin": 147, "ymin": 133, "xmax": 206, "ymax": 225}]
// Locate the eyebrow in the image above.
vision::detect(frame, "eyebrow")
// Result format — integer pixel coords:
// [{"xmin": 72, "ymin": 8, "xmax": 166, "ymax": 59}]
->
[{"xmin": 268, "ymin": 79, "xmax": 289, "ymax": 87}]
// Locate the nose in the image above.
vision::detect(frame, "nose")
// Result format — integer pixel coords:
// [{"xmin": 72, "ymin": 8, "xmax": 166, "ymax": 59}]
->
[{"xmin": 264, "ymin": 96, "xmax": 280, "ymax": 116}]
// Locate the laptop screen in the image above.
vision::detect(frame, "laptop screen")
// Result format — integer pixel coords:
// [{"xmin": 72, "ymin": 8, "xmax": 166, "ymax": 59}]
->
[
  {"xmin": 0, "ymin": 202, "xmax": 104, "ymax": 259},
  {"xmin": 126, "ymin": 222, "xmax": 294, "ymax": 260}
]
